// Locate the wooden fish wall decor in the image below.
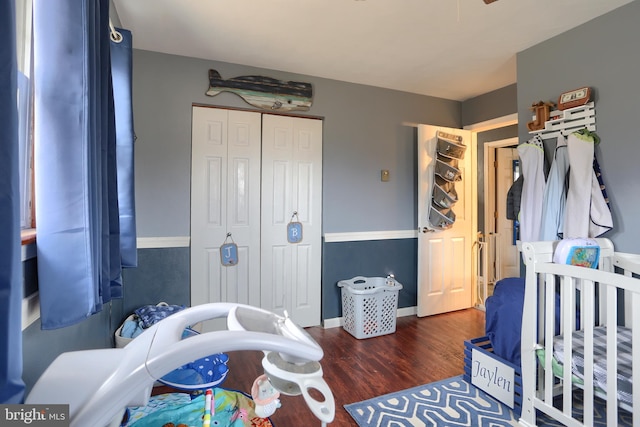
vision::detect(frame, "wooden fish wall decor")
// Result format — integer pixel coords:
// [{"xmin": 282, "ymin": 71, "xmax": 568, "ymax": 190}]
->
[{"xmin": 205, "ymin": 69, "xmax": 313, "ymax": 112}]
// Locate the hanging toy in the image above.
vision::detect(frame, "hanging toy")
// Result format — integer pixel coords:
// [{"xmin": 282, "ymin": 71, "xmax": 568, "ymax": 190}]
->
[{"xmin": 251, "ymin": 374, "xmax": 281, "ymax": 418}]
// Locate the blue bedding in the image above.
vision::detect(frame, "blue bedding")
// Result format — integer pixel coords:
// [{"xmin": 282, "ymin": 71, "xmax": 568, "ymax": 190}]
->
[
  {"xmin": 485, "ymin": 277, "xmax": 525, "ymax": 367},
  {"xmin": 486, "ymin": 277, "xmax": 570, "ymax": 368}
]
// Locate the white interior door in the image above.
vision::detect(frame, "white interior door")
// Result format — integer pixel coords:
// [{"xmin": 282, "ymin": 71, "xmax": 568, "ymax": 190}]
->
[
  {"xmin": 261, "ymin": 114, "xmax": 322, "ymax": 327},
  {"xmin": 495, "ymin": 146, "xmax": 520, "ymax": 279},
  {"xmin": 417, "ymin": 125, "xmax": 475, "ymax": 317},
  {"xmin": 190, "ymin": 107, "xmax": 262, "ymax": 312}
]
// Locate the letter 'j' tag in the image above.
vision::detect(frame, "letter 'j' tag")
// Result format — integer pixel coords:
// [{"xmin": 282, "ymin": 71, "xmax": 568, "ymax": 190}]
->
[
  {"xmin": 287, "ymin": 222, "xmax": 303, "ymax": 243},
  {"xmin": 220, "ymin": 242, "xmax": 238, "ymax": 266}
]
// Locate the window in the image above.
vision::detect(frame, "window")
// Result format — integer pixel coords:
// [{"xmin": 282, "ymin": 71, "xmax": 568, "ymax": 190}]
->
[{"xmin": 16, "ymin": 0, "xmax": 35, "ymax": 244}]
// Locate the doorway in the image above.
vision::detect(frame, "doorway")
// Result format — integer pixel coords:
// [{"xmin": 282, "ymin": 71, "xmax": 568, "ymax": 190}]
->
[
  {"xmin": 463, "ymin": 115, "xmax": 518, "ymax": 309},
  {"xmin": 416, "ymin": 116, "xmax": 518, "ymax": 317},
  {"xmin": 479, "ymin": 138, "xmax": 520, "ymax": 307},
  {"xmin": 417, "ymin": 125, "xmax": 475, "ymax": 317}
]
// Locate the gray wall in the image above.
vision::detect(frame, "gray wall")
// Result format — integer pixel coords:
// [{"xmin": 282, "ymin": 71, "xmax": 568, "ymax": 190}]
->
[
  {"xmin": 131, "ymin": 51, "xmax": 461, "ymax": 237},
  {"xmin": 22, "ymin": 299, "xmax": 121, "ymax": 395},
  {"xmin": 516, "ymin": 0, "xmax": 640, "ymax": 253},
  {"xmin": 323, "ymin": 238, "xmax": 418, "ymax": 319},
  {"xmin": 21, "ymin": 247, "xmax": 189, "ymax": 395},
  {"xmin": 120, "ymin": 247, "xmax": 190, "ymax": 316},
  {"xmin": 462, "ymin": 84, "xmax": 517, "ymax": 126}
]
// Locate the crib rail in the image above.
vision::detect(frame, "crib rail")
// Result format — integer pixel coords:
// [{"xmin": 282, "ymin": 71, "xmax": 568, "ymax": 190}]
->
[
  {"xmin": 520, "ymin": 239, "xmax": 640, "ymax": 427},
  {"xmin": 613, "ymin": 252, "xmax": 640, "ymax": 326}
]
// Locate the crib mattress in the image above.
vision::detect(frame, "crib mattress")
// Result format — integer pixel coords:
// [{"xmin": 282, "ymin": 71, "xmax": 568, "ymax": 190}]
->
[{"xmin": 553, "ymin": 325, "xmax": 632, "ymax": 405}]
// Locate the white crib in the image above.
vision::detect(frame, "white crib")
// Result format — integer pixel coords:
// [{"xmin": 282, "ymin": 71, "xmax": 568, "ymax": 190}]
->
[{"xmin": 519, "ymin": 238, "xmax": 640, "ymax": 427}]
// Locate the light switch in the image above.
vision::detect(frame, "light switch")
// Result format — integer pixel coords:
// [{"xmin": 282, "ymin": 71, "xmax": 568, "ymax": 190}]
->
[{"xmin": 381, "ymin": 169, "xmax": 390, "ymax": 182}]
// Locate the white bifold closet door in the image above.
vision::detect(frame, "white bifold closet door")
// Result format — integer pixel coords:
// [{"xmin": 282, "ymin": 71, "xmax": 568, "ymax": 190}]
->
[
  {"xmin": 261, "ymin": 114, "xmax": 322, "ymax": 327},
  {"xmin": 190, "ymin": 107, "xmax": 262, "ymax": 317},
  {"xmin": 191, "ymin": 107, "xmax": 322, "ymax": 328}
]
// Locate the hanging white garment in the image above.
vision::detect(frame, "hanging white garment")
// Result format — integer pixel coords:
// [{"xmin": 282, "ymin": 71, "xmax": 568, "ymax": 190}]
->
[
  {"xmin": 517, "ymin": 136, "xmax": 546, "ymax": 242},
  {"xmin": 563, "ymin": 132, "xmax": 613, "ymax": 238},
  {"xmin": 539, "ymin": 136, "xmax": 569, "ymax": 240}
]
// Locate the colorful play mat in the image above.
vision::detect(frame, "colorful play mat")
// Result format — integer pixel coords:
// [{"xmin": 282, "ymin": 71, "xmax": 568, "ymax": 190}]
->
[{"xmin": 122, "ymin": 389, "xmax": 274, "ymax": 427}]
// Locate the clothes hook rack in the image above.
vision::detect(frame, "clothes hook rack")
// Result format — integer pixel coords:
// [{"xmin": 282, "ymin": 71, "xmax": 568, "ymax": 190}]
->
[{"xmin": 528, "ymin": 101, "xmax": 596, "ymax": 140}]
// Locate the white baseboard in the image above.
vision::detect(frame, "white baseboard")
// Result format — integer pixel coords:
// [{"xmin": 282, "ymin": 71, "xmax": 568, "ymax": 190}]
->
[
  {"xmin": 322, "ymin": 306, "xmax": 417, "ymax": 329},
  {"xmin": 322, "ymin": 317, "xmax": 342, "ymax": 329}
]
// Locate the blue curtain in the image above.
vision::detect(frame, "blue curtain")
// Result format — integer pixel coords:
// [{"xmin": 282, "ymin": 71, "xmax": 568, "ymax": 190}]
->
[
  {"xmin": 34, "ymin": 0, "xmax": 136, "ymax": 329},
  {"xmin": 0, "ymin": 0, "xmax": 26, "ymax": 403},
  {"xmin": 112, "ymin": 28, "xmax": 138, "ymax": 269}
]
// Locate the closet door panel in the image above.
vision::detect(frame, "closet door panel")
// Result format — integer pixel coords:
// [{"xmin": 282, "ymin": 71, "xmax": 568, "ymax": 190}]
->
[
  {"xmin": 262, "ymin": 117, "xmax": 294, "ymax": 315},
  {"xmin": 206, "ymin": 247, "xmax": 222, "ymax": 302},
  {"xmin": 229, "ymin": 158, "xmax": 250, "ymax": 225},
  {"xmin": 225, "ymin": 110, "xmax": 261, "ymax": 308},
  {"xmin": 294, "ymin": 244, "xmax": 312, "ymax": 307},
  {"xmin": 296, "ymin": 162, "xmax": 313, "ymax": 223},
  {"xmin": 290, "ymin": 119, "xmax": 322, "ymax": 325},
  {"xmin": 228, "ymin": 110, "xmax": 260, "ymax": 229},
  {"xmin": 192, "ymin": 107, "xmax": 228, "ymax": 309},
  {"xmin": 271, "ymin": 161, "xmax": 291, "ymax": 224},
  {"xmin": 225, "ymin": 245, "xmax": 251, "ymax": 303},
  {"xmin": 191, "ymin": 107, "xmax": 262, "ymax": 323},
  {"xmin": 262, "ymin": 114, "xmax": 322, "ymax": 327},
  {"xmin": 206, "ymin": 157, "xmax": 224, "ymax": 226},
  {"xmin": 268, "ymin": 245, "xmax": 290, "ymax": 312}
]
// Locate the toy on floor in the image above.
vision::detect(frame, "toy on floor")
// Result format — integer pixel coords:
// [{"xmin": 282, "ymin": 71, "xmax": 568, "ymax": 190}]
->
[
  {"xmin": 203, "ymin": 389, "xmax": 213, "ymax": 427},
  {"xmin": 124, "ymin": 389, "xmax": 271, "ymax": 427},
  {"xmin": 26, "ymin": 303, "xmax": 334, "ymax": 426},
  {"xmin": 251, "ymin": 375, "xmax": 281, "ymax": 418}
]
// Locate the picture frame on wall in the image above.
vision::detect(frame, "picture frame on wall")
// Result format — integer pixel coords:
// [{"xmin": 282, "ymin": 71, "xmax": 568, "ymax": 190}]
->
[{"xmin": 558, "ymin": 87, "xmax": 591, "ymax": 110}]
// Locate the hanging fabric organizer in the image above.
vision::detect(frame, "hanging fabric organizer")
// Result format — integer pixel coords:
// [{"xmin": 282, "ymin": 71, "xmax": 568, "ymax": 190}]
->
[{"xmin": 425, "ymin": 131, "xmax": 467, "ymax": 231}]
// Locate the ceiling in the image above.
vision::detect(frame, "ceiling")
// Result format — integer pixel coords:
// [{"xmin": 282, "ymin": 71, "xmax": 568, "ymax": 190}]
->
[{"xmin": 113, "ymin": 0, "xmax": 633, "ymax": 101}]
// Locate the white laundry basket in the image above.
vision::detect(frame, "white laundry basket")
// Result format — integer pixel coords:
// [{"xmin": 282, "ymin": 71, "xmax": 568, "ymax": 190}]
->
[{"xmin": 338, "ymin": 276, "xmax": 403, "ymax": 339}]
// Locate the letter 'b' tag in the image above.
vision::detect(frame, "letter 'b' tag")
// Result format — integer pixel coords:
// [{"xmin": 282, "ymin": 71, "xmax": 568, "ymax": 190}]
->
[{"xmin": 287, "ymin": 222, "xmax": 303, "ymax": 243}]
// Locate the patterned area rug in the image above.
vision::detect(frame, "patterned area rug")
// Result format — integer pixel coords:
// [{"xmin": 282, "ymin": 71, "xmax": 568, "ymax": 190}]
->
[{"xmin": 344, "ymin": 375, "xmax": 632, "ymax": 427}]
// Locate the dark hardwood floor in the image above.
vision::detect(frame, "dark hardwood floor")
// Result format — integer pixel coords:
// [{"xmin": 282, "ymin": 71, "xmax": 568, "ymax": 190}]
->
[{"xmin": 219, "ymin": 308, "xmax": 486, "ymax": 426}]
